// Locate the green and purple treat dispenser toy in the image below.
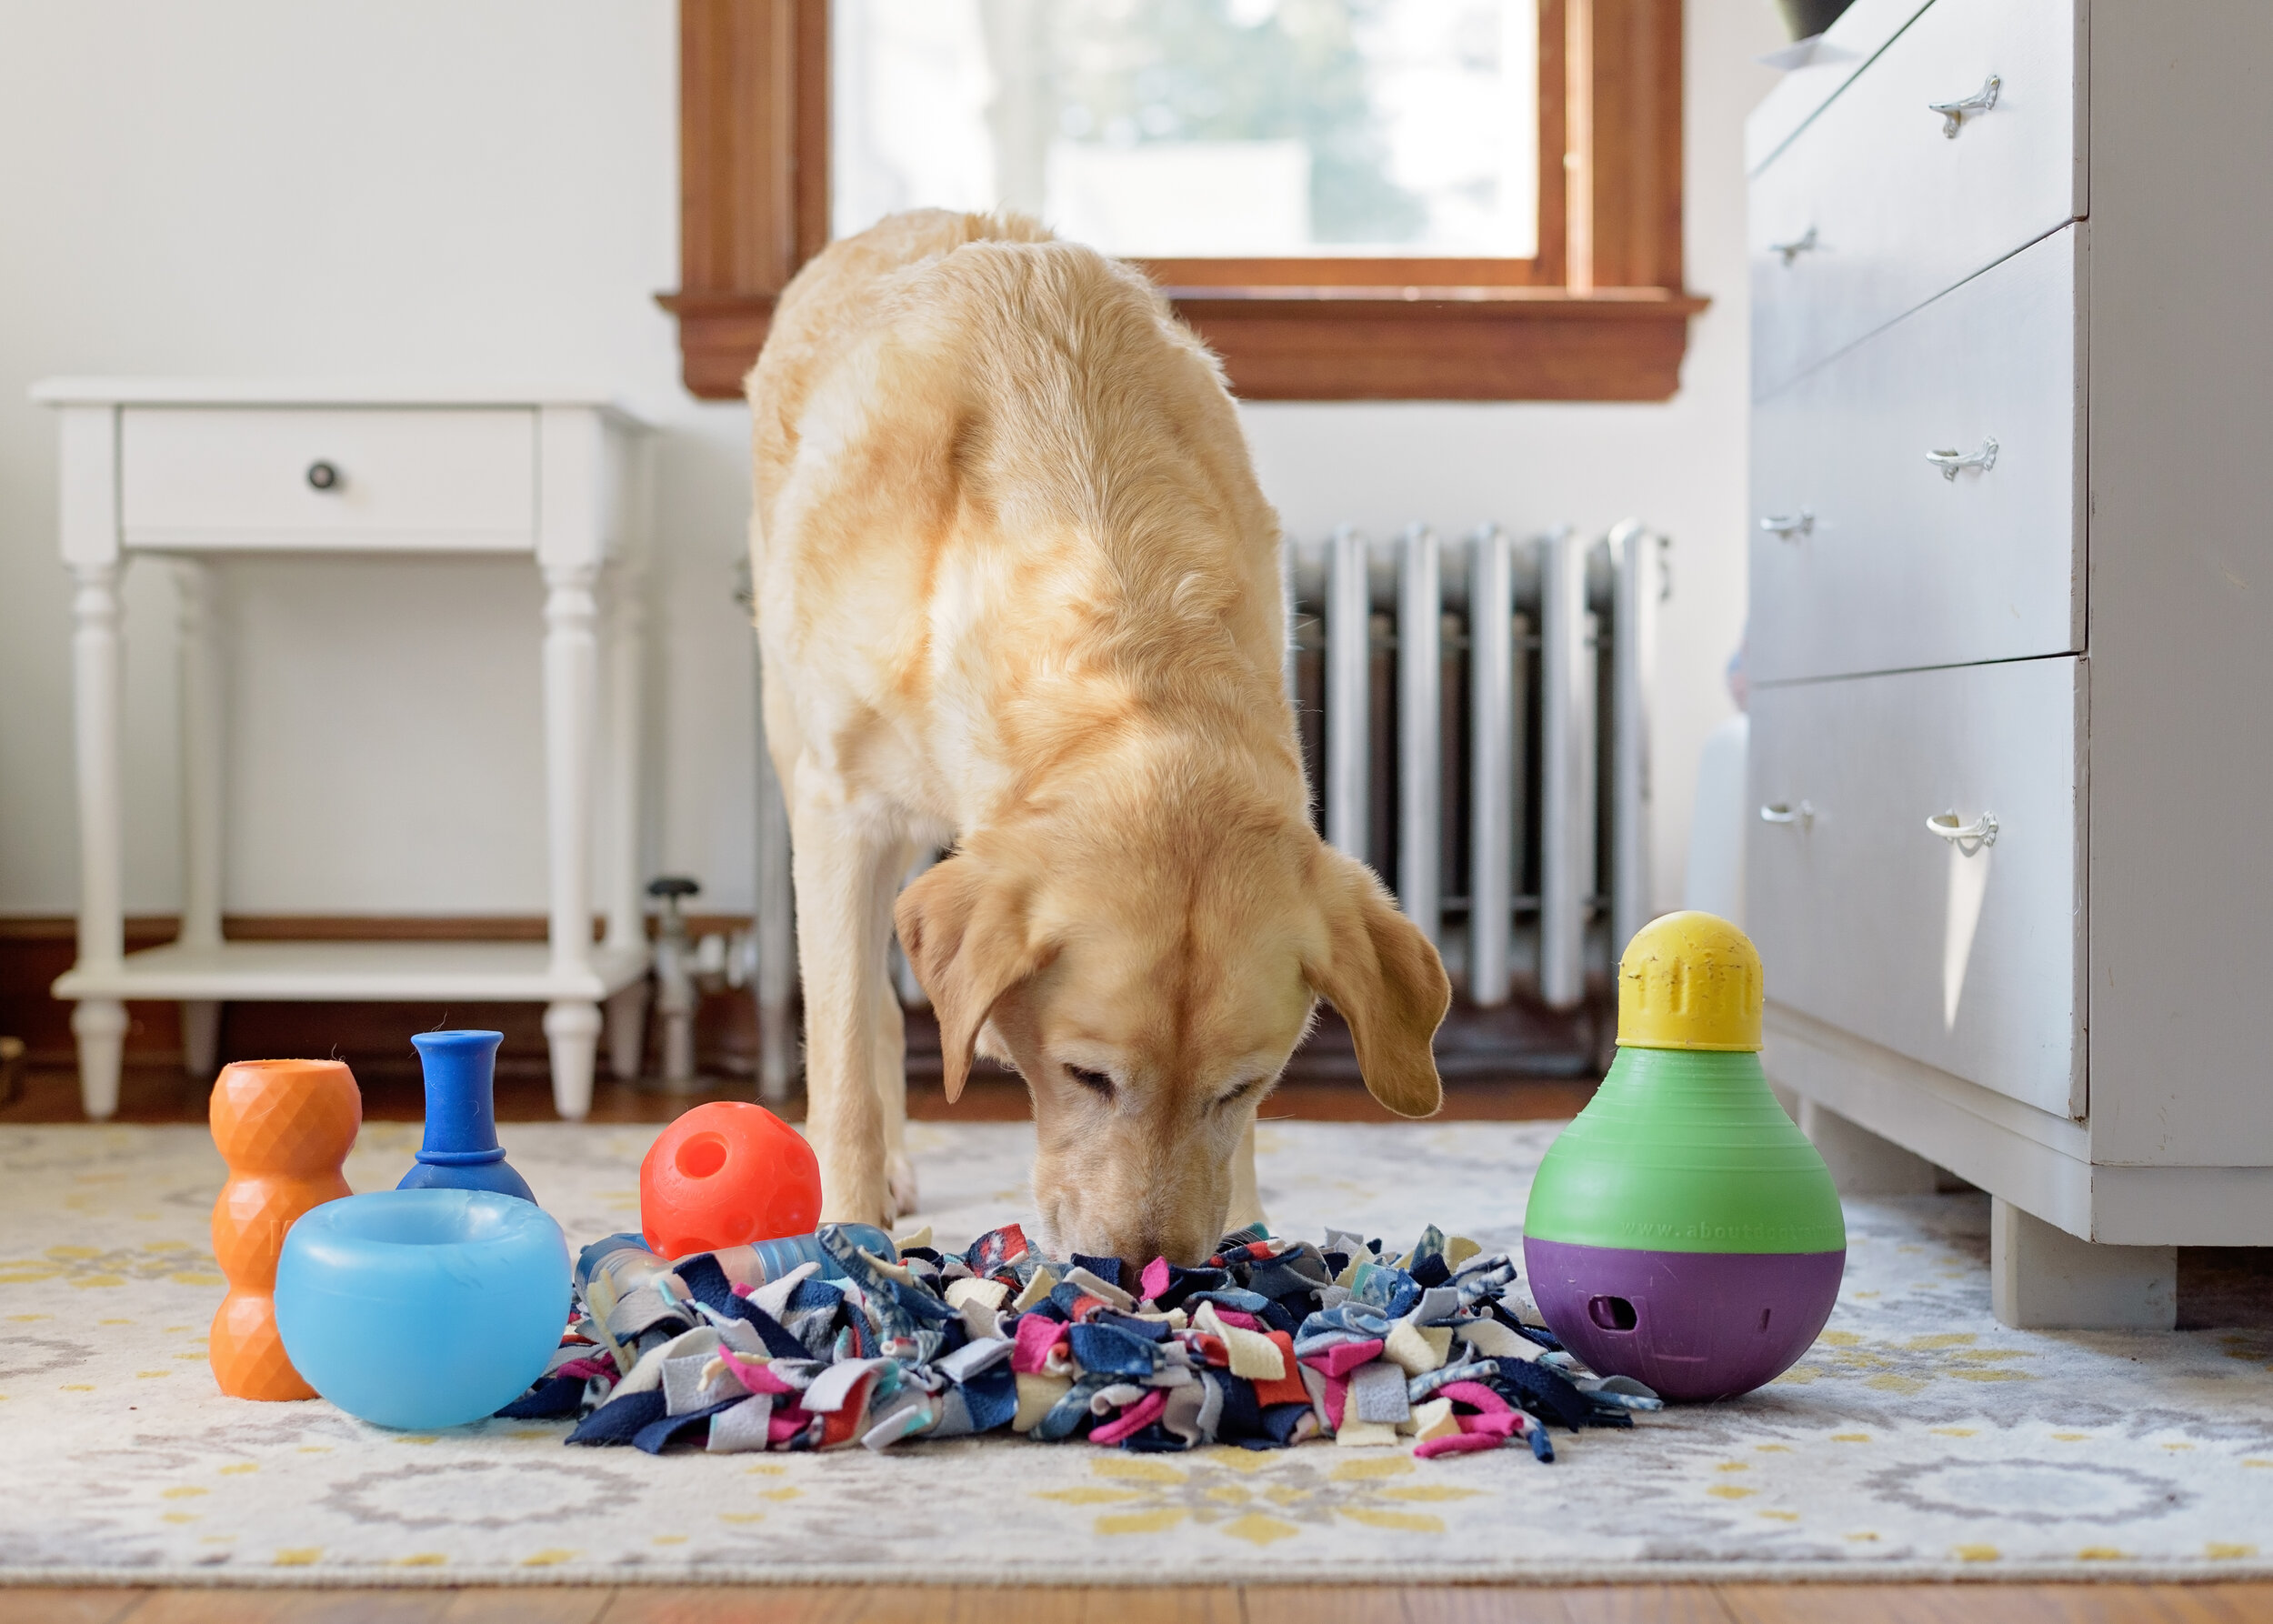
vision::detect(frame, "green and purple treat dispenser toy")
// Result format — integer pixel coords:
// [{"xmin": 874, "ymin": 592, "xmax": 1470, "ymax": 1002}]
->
[{"xmin": 1523, "ymin": 912, "xmax": 1844, "ymax": 1401}]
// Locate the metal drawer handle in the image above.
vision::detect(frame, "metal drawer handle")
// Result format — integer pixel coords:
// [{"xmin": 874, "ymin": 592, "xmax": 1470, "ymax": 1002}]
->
[
  {"xmin": 1768, "ymin": 226, "xmax": 1818, "ymax": 266},
  {"xmin": 1927, "ymin": 809, "xmax": 1998, "ymax": 854},
  {"xmin": 1760, "ymin": 800, "xmax": 1814, "ymax": 827},
  {"xmin": 1928, "ymin": 74, "xmax": 2000, "ymax": 138},
  {"xmin": 1926, "ymin": 437, "xmax": 1998, "ymax": 480},
  {"xmin": 306, "ymin": 460, "xmax": 342, "ymax": 492},
  {"xmin": 1759, "ymin": 510, "xmax": 1815, "ymax": 541}
]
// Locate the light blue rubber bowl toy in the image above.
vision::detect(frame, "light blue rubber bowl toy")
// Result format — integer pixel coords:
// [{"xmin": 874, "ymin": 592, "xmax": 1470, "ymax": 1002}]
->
[{"xmin": 275, "ymin": 1188, "xmax": 570, "ymax": 1429}]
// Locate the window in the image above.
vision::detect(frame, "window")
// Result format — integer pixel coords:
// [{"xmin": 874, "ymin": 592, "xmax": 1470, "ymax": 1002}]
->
[
  {"xmin": 662, "ymin": 0, "xmax": 1698, "ymax": 402},
  {"xmin": 832, "ymin": 1, "xmax": 1540, "ymax": 260}
]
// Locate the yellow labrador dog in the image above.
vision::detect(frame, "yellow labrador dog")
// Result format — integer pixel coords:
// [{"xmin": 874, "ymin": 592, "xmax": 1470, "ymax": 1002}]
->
[{"xmin": 747, "ymin": 209, "xmax": 1448, "ymax": 1273}]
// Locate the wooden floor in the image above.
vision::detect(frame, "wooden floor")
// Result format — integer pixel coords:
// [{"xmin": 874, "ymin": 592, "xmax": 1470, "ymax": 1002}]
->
[{"xmin": 7, "ymin": 1581, "xmax": 2273, "ymax": 1622}]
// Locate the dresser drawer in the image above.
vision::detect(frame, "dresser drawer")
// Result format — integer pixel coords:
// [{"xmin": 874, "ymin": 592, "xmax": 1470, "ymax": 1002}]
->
[
  {"xmin": 1750, "ymin": 0, "xmax": 2084, "ymax": 398},
  {"xmin": 1745, "ymin": 0, "xmax": 1933, "ymax": 174},
  {"xmin": 1750, "ymin": 224, "xmax": 2082, "ymax": 685},
  {"xmin": 119, "ymin": 407, "xmax": 537, "ymax": 550},
  {"xmin": 1747, "ymin": 657, "xmax": 2084, "ymax": 1119}
]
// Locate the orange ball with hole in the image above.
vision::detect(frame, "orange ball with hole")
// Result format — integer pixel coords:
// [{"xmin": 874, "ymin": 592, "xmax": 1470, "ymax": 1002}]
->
[{"xmin": 639, "ymin": 1101, "xmax": 823, "ymax": 1260}]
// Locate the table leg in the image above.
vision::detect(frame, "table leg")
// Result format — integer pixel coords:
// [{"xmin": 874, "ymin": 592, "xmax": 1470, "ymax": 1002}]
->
[
  {"xmin": 546, "ymin": 1000, "xmax": 600, "ymax": 1120},
  {"xmin": 181, "ymin": 1001, "xmax": 222, "ymax": 1080},
  {"xmin": 600, "ymin": 562, "xmax": 648, "ymax": 1078},
  {"xmin": 176, "ymin": 559, "xmax": 226, "ymax": 1080},
  {"xmin": 605, "ymin": 983, "xmax": 648, "ymax": 1082},
  {"xmin": 543, "ymin": 563, "xmax": 599, "ymax": 1118},
  {"xmin": 71, "ymin": 561, "xmax": 126, "ymax": 1119},
  {"xmin": 73, "ymin": 1001, "xmax": 127, "ymax": 1120}
]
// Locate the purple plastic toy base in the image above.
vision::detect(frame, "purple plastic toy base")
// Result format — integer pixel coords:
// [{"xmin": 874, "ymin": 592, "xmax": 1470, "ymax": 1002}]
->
[{"xmin": 1522, "ymin": 1236, "xmax": 1845, "ymax": 1402}]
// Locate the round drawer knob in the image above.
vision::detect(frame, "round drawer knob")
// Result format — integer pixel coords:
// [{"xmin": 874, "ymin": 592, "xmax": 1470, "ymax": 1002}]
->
[{"xmin": 305, "ymin": 460, "xmax": 342, "ymax": 492}]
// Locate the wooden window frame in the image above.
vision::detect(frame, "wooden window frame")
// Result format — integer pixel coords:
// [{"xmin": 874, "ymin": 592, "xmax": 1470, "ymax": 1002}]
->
[{"xmin": 661, "ymin": 0, "xmax": 1703, "ymax": 402}]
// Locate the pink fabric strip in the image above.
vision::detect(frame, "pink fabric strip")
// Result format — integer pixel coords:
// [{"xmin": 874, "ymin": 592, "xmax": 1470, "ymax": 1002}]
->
[
  {"xmin": 1457, "ymin": 1410, "xmax": 1524, "ymax": 1439},
  {"xmin": 1299, "ymin": 1338, "xmax": 1385, "ymax": 1380},
  {"xmin": 1011, "ymin": 1313, "xmax": 1065, "ymax": 1374},
  {"xmin": 1086, "ymin": 1388, "xmax": 1168, "ymax": 1446},
  {"xmin": 1415, "ymin": 1432, "xmax": 1501, "ymax": 1459},
  {"xmin": 766, "ymin": 1405, "xmax": 814, "ymax": 1444},
  {"xmin": 1208, "ymin": 1308, "xmax": 1265, "ymax": 1332},
  {"xmin": 1139, "ymin": 1258, "xmax": 1170, "ymax": 1302},
  {"xmin": 1436, "ymin": 1379, "xmax": 1512, "ymax": 1414},
  {"xmin": 1322, "ymin": 1374, "xmax": 1349, "ymax": 1430},
  {"xmin": 714, "ymin": 1348, "xmax": 799, "ymax": 1396}
]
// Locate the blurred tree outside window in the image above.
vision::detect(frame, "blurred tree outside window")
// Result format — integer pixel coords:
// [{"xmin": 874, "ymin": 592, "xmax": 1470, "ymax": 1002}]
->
[{"xmin": 832, "ymin": 0, "xmax": 1538, "ymax": 261}]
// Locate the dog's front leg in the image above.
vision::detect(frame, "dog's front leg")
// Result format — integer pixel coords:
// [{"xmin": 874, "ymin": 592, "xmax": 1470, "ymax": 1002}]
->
[
  {"xmin": 874, "ymin": 941, "xmax": 917, "ymax": 1220},
  {"xmin": 1226, "ymin": 1118, "xmax": 1267, "ymax": 1233},
  {"xmin": 789, "ymin": 768, "xmax": 901, "ymax": 1228}
]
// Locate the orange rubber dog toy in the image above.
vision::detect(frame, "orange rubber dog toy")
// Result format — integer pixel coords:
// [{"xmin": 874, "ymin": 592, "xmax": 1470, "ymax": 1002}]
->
[
  {"xmin": 208, "ymin": 1058, "xmax": 362, "ymax": 1399},
  {"xmin": 640, "ymin": 1101, "xmax": 821, "ymax": 1260}
]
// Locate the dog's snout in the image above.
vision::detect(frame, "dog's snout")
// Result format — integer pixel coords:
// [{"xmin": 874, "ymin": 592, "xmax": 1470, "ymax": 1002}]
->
[{"xmin": 1120, "ymin": 1221, "xmax": 1221, "ymax": 1278}]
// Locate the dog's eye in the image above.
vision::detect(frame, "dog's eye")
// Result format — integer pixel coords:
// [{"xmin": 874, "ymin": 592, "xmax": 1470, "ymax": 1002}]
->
[
  {"xmin": 1065, "ymin": 1065, "xmax": 1115, "ymax": 1097},
  {"xmin": 1215, "ymin": 1078, "xmax": 1264, "ymax": 1110}
]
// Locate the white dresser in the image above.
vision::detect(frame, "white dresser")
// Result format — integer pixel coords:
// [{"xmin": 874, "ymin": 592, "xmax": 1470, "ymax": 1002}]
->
[
  {"xmin": 1745, "ymin": 1, "xmax": 2273, "ymax": 1327},
  {"xmin": 34, "ymin": 382, "xmax": 656, "ymax": 1122}
]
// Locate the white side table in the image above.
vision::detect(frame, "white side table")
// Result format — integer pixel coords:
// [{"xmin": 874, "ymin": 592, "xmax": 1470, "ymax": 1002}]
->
[{"xmin": 33, "ymin": 380, "xmax": 655, "ymax": 1120}]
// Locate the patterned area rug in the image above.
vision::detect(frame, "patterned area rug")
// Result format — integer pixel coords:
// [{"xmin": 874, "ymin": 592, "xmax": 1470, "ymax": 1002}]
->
[{"xmin": 4, "ymin": 1118, "xmax": 2271, "ymax": 1586}]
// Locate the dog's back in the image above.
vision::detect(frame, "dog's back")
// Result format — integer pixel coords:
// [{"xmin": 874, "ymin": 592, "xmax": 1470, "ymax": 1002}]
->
[{"xmin": 746, "ymin": 209, "xmax": 1296, "ymax": 833}]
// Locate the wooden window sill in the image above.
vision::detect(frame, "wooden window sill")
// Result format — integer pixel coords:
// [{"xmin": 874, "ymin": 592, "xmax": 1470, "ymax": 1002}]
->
[{"xmin": 659, "ymin": 284, "xmax": 1708, "ymax": 404}]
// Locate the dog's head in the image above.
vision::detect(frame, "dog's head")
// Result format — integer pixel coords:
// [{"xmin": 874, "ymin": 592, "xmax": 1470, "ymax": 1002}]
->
[{"xmin": 896, "ymin": 806, "xmax": 1447, "ymax": 1274}]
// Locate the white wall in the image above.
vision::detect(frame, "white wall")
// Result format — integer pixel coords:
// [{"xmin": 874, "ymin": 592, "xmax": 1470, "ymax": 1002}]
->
[{"xmin": 0, "ymin": 0, "xmax": 1783, "ymax": 926}]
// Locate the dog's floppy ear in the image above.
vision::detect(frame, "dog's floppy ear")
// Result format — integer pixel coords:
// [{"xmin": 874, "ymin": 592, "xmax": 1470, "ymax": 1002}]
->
[
  {"xmin": 895, "ymin": 852, "xmax": 1053, "ymax": 1104},
  {"xmin": 1303, "ymin": 845, "xmax": 1449, "ymax": 1118}
]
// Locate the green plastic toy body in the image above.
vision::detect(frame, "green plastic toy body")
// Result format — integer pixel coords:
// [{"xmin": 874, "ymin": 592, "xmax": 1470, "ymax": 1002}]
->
[{"xmin": 1524, "ymin": 1047, "xmax": 1845, "ymax": 1255}]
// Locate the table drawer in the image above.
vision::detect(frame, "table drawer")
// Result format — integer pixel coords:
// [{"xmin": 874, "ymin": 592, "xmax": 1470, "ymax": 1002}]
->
[
  {"xmin": 1750, "ymin": 0, "xmax": 2084, "ymax": 399},
  {"xmin": 1750, "ymin": 223, "xmax": 2082, "ymax": 685},
  {"xmin": 120, "ymin": 407, "xmax": 536, "ymax": 549},
  {"xmin": 1747, "ymin": 657, "xmax": 2084, "ymax": 1119}
]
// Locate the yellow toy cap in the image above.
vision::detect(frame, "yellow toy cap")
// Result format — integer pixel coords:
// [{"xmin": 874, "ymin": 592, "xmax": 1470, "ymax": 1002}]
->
[{"xmin": 1617, "ymin": 910, "xmax": 1764, "ymax": 1052}]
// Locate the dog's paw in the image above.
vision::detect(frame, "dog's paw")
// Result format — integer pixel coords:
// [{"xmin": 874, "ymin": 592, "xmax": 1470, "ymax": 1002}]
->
[{"xmin": 886, "ymin": 1152, "xmax": 920, "ymax": 1224}]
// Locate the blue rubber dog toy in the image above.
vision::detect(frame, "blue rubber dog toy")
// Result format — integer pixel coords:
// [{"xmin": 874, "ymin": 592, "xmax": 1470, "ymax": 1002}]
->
[
  {"xmin": 398, "ymin": 1030, "xmax": 536, "ymax": 1202},
  {"xmin": 276, "ymin": 1188, "xmax": 570, "ymax": 1429}
]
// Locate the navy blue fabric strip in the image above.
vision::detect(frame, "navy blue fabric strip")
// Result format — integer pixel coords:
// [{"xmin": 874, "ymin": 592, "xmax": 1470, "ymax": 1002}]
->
[
  {"xmin": 1070, "ymin": 1253, "xmax": 1122, "ymax": 1288},
  {"xmin": 632, "ymin": 1397, "xmax": 746, "ymax": 1455},
  {"xmin": 566, "ymin": 1388, "xmax": 667, "ymax": 1447},
  {"xmin": 959, "ymin": 1365, "xmax": 1018, "ymax": 1432},
  {"xmin": 495, "ymin": 1373, "xmax": 584, "ymax": 1420},
  {"xmin": 1491, "ymin": 1357, "xmax": 1595, "ymax": 1431},
  {"xmin": 1068, "ymin": 1321, "xmax": 1158, "ymax": 1378}
]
